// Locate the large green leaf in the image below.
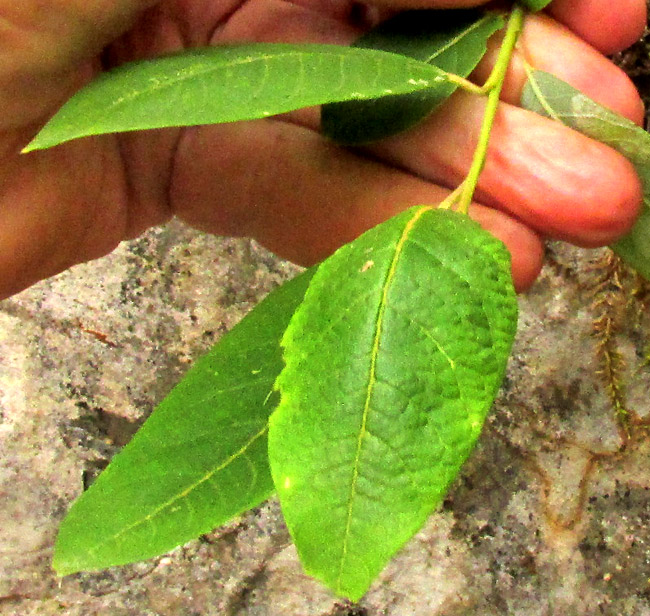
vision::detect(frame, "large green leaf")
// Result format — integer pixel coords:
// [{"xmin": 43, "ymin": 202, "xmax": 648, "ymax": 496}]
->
[
  {"xmin": 25, "ymin": 43, "xmax": 451, "ymax": 152},
  {"xmin": 54, "ymin": 270, "xmax": 313, "ymax": 576},
  {"xmin": 520, "ymin": 0, "xmax": 552, "ymax": 10},
  {"xmin": 321, "ymin": 10, "xmax": 504, "ymax": 145},
  {"xmin": 269, "ymin": 207, "xmax": 518, "ymax": 600},
  {"xmin": 521, "ymin": 69, "xmax": 650, "ymax": 279}
]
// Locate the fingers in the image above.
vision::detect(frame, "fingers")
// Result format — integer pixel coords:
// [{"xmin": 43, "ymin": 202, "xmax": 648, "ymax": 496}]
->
[
  {"xmin": 207, "ymin": 0, "xmax": 644, "ymax": 259},
  {"xmin": 170, "ymin": 119, "xmax": 544, "ymax": 291},
  {"xmin": 369, "ymin": 92, "xmax": 643, "ymax": 246},
  {"xmin": 549, "ymin": 0, "xmax": 647, "ymax": 55},
  {"xmin": 368, "ymin": 10, "xmax": 645, "ymax": 246},
  {"xmin": 218, "ymin": 0, "xmax": 644, "ymax": 249}
]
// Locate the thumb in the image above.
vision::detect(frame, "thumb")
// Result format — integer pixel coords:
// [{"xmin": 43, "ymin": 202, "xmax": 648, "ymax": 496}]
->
[{"xmin": 0, "ymin": 0, "xmax": 159, "ymax": 127}]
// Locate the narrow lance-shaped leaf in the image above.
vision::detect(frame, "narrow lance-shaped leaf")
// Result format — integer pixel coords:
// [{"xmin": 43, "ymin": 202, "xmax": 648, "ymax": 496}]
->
[
  {"xmin": 269, "ymin": 207, "xmax": 518, "ymax": 600},
  {"xmin": 54, "ymin": 269, "xmax": 313, "ymax": 576},
  {"xmin": 25, "ymin": 43, "xmax": 450, "ymax": 152},
  {"xmin": 521, "ymin": 69, "xmax": 650, "ymax": 279},
  {"xmin": 321, "ymin": 9, "xmax": 504, "ymax": 145}
]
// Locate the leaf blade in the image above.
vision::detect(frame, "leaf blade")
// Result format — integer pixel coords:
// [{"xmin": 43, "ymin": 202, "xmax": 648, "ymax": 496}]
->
[
  {"xmin": 53, "ymin": 269, "xmax": 313, "ymax": 576},
  {"xmin": 321, "ymin": 10, "xmax": 505, "ymax": 145},
  {"xmin": 520, "ymin": 0, "xmax": 552, "ymax": 10},
  {"xmin": 269, "ymin": 208, "xmax": 518, "ymax": 600},
  {"xmin": 521, "ymin": 69, "xmax": 650, "ymax": 278},
  {"xmin": 25, "ymin": 43, "xmax": 448, "ymax": 151}
]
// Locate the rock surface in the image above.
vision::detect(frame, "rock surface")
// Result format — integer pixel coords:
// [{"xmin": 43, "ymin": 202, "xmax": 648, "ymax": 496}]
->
[{"xmin": 1, "ymin": 220, "xmax": 650, "ymax": 616}]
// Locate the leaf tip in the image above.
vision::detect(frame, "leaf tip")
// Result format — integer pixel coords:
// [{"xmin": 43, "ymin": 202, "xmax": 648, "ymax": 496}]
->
[
  {"xmin": 20, "ymin": 141, "xmax": 39, "ymax": 154},
  {"xmin": 51, "ymin": 553, "xmax": 80, "ymax": 578},
  {"xmin": 21, "ymin": 132, "xmax": 60, "ymax": 153},
  {"xmin": 22, "ymin": 132, "xmax": 64, "ymax": 153}
]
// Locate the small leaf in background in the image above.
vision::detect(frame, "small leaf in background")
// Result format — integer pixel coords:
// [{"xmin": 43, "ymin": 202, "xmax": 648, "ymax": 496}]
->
[
  {"xmin": 54, "ymin": 269, "xmax": 313, "ymax": 576},
  {"xmin": 321, "ymin": 10, "xmax": 504, "ymax": 145},
  {"xmin": 24, "ymin": 43, "xmax": 448, "ymax": 152},
  {"xmin": 519, "ymin": 0, "xmax": 553, "ymax": 11},
  {"xmin": 521, "ymin": 69, "xmax": 650, "ymax": 279},
  {"xmin": 269, "ymin": 208, "xmax": 518, "ymax": 600}
]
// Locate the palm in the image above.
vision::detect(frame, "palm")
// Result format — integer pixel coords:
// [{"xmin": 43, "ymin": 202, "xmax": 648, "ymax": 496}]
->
[
  {"xmin": 0, "ymin": 0, "xmax": 391, "ymax": 296},
  {"xmin": 0, "ymin": 0, "xmax": 645, "ymax": 298}
]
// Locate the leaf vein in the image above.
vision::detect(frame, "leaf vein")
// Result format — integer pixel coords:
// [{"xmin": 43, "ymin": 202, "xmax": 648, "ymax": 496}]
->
[
  {"xmin": 425, "ymin": 14, "xmax": 494, "ymax": 64},
  {"xmin": 85, "ymin": 424, "xmax": 268, "ymax": 558}
]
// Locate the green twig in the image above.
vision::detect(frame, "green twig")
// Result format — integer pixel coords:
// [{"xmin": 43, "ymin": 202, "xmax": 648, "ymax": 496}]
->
[{"xmin": 457, "ymin": 5, "xmax": 525, "ymax": 215}]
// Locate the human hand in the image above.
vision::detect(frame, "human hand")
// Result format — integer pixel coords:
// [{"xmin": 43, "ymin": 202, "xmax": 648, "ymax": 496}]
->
[{"xmin": 0, "ymin": 0, "xmax": 646, "ymax": 299}]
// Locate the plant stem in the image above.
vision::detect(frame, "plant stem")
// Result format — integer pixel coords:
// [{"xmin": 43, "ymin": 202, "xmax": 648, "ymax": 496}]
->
[{"xmin": 457, "ymin": 5, "xmax": 525, "ymax": 215}]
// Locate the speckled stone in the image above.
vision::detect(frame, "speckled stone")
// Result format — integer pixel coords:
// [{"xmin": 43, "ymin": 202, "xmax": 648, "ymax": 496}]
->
[{"xmin": 2, "ymin": 224, "xmax": 650, "ymax": 616}]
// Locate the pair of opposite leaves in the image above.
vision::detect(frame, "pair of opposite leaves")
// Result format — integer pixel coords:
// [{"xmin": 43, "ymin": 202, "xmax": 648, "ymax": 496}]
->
[{"xmin": 40, "ymin": 2, "xmax": 650, "ymax": 602}]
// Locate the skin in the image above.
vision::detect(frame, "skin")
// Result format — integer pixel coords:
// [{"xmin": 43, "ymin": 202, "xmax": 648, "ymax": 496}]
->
[{"xmin": 0, "ymin": 0, "xmax": 646, "ymax": 298}]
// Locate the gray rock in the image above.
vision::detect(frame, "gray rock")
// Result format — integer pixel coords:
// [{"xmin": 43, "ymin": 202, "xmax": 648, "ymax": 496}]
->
[{"xmin": 1, "ymin": 225, "xmax": 650, "ymax": 616}]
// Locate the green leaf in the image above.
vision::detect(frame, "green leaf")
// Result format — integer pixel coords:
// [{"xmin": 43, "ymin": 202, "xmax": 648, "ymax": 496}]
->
[
  {"xmin": 521, "ymin": 69, "xmax": 650, "ymax": 278},
  {"xmin": 53, "ymin": 269, "xmax": 313, "ymax": 576},
  {"xmin": 520, "ymin": 0, "xmax": 552, "ymax": 10},
  {"xmin": 269, "ymin": 207, "xmax": 518, "ymax": 600},
  {"xmin": 321, "ymin": 10, "xmax": 504, "ymax": 145},
  {"xmin": 25, "ymin": 43, "xmax": 450, "ymax": 152}
]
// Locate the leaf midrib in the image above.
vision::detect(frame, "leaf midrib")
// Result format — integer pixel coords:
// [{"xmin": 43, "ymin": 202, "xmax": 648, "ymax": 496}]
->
[
  {"xmin": 424, "ymin": 13, "xmax": 495, "ymax": 64},
  {"xmin": 72, "ymin": 424, "xmax": 269, "ymax": 567},
  {"xmin": 100, "ymin": 46, "xmax": 443, "ymax": 111},
  {"xmin": 336, "ymin": 206, "xmax": 430, "ymax": 592}
]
